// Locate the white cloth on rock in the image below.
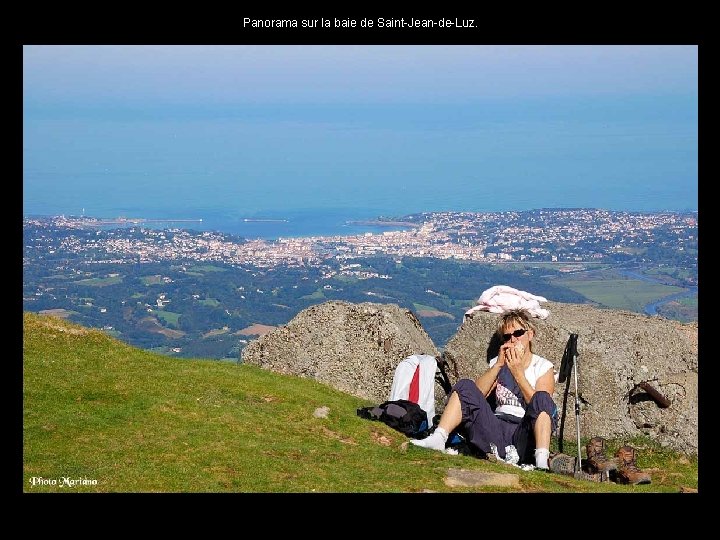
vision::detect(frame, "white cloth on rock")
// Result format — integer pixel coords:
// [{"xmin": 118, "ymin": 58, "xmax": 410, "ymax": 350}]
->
[{"xmin": 464, "ymin": 285, "xmax": 550, "ymax": 319}]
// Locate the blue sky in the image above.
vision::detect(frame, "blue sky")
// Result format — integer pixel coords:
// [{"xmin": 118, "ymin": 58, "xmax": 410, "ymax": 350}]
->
[
  {"xmin": 23, "ymin": 45, "xmax": 697, "ymax": 105},
  {"xmin": 23, "ymin": 45, "xmax": 698, "ymax": 217}
]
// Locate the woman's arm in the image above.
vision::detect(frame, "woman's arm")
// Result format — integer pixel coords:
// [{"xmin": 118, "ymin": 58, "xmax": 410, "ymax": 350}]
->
[
  {"xmin": 475, "ymin": 360, "xmax": 503, "ymax": 397},
  {"xmin": 534, "ymin": 367, "xmax": 555, "ymax": 396},
  {"xmin": 513, "ymin": 365, "xmax": 555, "ymax": 403}
]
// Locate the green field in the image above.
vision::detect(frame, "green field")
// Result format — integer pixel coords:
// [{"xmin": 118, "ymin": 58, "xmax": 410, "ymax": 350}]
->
[
  {"xmin": 643, "ymin": 266, "xmax": 696, "ymax": 284},
  {"xmin": 553, "ymin": 278, "xmax": 684, "ymax": 313},
  {"xmin": 199, "ymin": 298, "xmax": 220, "ymax": 307},
  {"xmin": 187, "ymin": 264, "xmax": 227, "ymax": 273},
  {"xmin": 75, "ymin": 276, "xmax": 124, "ymax": 287},
  {"xmin": 301, "ymin": 289, "xmax": 326, "ymax": 300},
  {"xmin": 655, "ymin": 294, "xmax": 698, "ymax": 323},
  {"xmin": 155, "ymin": 310, "xmax": 182, "ymax": 326},
  {"xmin": 23, "ymin": 313, "xmax": 698, "ymax": 493}
]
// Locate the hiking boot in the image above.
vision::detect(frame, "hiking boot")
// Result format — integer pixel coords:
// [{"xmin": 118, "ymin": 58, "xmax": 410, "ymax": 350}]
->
[
  {"xmin": 548, "ymin": 453, "xmax": 603, "ymax": 482},
  {"xmin": 615, "ymin": 445, "xmax": 652, "ymax": 485},
  {"xmin": 549, "ymin": 452, "xmax": 577, "ymax": 476},
  {"xmin": 585, "ymin": 436, "xmax": 619, "ymax": 475}
]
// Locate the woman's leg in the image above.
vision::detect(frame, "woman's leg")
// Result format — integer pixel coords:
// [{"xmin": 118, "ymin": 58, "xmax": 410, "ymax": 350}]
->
[
  {"xmin": 533, "ymin": 411, "xmax": 551, "ymax": 469},
  {"xmin": 534, "ymin": 410, "xmax": 551, "ymax": 450},
  {"xmin": 437, "ymin": 391, "xmax": 463, "ymax": 433},
  {"xmin": 410, "ymin": 391, "xmax": 463, "ymax": 451},
  {"xmin": 512, "ymin": 390, "xmax": 557, "ymax": 467},
  {"xmin": 412, "ymin": 379, "xmax": 511, "ymax": 456}
]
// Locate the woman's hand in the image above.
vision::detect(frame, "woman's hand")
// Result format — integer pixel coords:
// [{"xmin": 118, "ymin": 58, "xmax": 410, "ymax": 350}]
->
[{"xmin": 500, "ymin": 342, "xmax": 525, "ymax": 378}]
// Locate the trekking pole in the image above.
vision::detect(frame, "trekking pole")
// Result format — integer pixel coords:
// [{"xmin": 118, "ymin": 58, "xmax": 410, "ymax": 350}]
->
[
  {"xmin": 557, "ymin": 333, "xmax": 581, "ymax": 473},
  {"xmin": 569, "ymin": 334, "xmax": 582, "ymax": 475}
]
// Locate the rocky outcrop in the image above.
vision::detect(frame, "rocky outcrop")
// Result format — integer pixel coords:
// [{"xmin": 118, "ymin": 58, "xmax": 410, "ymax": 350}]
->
[
  {"xmin": 444, "ymin": 301, "xmax": 698, "ymax": 455},
  {"xmin": 241, "ymin": 299, "xmax": 698, "ymax": 455},
  {"xmin": 241, "ymin": 301, "xmax": 439, "ymax": 403}
]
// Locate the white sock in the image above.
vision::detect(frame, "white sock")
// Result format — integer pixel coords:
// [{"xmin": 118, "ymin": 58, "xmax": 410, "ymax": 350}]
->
[
  {"xmin": 535, "ymin": 448, "xmax": 550, "ymax": 470},
  {"xmin": 410, "ymin": 427, "xmax": 449, "ymax": 452}
]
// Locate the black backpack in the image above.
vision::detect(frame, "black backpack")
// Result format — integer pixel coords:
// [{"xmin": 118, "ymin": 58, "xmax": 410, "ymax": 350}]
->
[{"xmin": 356, "ymin": 399, "xmax": 430, "ymax": 438}]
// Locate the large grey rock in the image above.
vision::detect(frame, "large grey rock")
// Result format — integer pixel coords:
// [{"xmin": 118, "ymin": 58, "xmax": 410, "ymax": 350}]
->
[
  {"xmin": 443, "ymin": 301, "xmax": 698, "ymax": 455},
  {"xmin": 241, "ymin": 301, "xmax": 439, "ymax": 403},
  {"xmin": 241, "ymin": 298, "xmax": 698, "ymax": 456}
]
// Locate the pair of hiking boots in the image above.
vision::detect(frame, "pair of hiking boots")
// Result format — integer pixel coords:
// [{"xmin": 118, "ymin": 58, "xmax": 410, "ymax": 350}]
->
[
  {"xmin": 549, "ymin": 437, "xmax": 652, "ymax": 485},
  {"xmin": 585, "ymin": 436, "xmax": 652, "ymax": 485}
]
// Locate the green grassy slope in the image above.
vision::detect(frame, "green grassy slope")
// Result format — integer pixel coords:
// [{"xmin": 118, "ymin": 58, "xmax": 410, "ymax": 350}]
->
[{"xmin": 23, "ymin": 312, "xmax": 697, "ymax": 493}]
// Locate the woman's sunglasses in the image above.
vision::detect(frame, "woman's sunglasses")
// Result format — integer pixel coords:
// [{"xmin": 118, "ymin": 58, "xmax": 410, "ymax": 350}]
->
[{"xmin": 502, "ymin": 328, "xmax": 527, "ymax": 342}]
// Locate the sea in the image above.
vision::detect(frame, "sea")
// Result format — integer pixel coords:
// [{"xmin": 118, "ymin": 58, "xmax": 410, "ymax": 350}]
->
[
  {"xmin": 23, "ymin": 102, "xmax": 698, "ymax": 240},
  {"xmin": 35, "ymin": 207, "xmax": 421, "ymax": 240},
  {"xmin": 24, "ymin": 202, "xmax": 698, "ymax": 242}
]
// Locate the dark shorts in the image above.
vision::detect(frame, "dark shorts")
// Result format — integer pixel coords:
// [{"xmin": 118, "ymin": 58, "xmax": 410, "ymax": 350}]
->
[{"xmin": 453, "ymin": 379, "xmax": 558, "ymax": 463}]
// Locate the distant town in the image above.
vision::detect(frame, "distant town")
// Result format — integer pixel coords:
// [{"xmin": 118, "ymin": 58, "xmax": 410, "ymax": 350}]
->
[{"xmin": 24, "ymin": 209, "xmax": 697, "ymax": 283}]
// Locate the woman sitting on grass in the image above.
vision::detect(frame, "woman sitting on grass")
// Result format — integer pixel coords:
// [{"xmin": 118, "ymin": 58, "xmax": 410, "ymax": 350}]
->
[{"xmin": 412, "ymin": 308, "xmax": 558, "ymax": 469}]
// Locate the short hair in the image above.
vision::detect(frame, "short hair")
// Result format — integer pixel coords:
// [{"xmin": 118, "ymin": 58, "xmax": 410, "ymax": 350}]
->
[{"xmin": 496, "ymin": 309, "xmax": 538, "ymax": 351}]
